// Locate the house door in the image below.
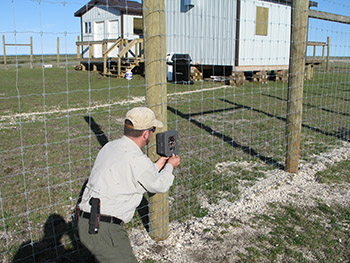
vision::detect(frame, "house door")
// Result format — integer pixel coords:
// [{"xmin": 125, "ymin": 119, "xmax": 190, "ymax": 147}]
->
[
  {"xmin": 108, "ymin": 20, "xmax": 120, "ymax": 39},
  {"xmin": 94, "ymin": 21, "xmax": 105, "ymax": 58},
  {"xmin": 107, "ymin": 20, "xmax": 120, "ymax": 57}
]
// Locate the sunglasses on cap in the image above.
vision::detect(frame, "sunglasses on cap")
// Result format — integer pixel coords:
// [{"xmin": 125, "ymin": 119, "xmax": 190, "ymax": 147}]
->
[{"xmin": 148, "ymin": 126, "xmax": 156, "ymax": 132}]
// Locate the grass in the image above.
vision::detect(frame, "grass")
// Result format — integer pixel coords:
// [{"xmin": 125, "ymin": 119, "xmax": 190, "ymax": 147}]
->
[
  {"xmin": 0, "ymin": 54, "xmax": 80, "ymax": 68},
  {"xmin": 0, "ymin": 60, "xmax": 349, "ymax": 261},
  {"xmin": 239, "ymin": 203, "xmax": 350, "ymax": 262},
  {"xmin": 316, "ymin": 159, "xmax": 350, "ymax": 184}
]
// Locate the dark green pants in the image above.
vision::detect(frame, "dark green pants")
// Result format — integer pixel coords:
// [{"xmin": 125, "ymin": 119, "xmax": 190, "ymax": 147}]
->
[{"xmin": 78, "ymin": 217, "xmax": 138, "ymax": 263}]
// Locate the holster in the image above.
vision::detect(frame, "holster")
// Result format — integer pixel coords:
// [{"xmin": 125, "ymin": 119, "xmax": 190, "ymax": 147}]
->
[
  {"xmin": 88, "ymin": 197, "xmax": 101, "ymax": 234},
  {"xmin": 74, "ymin": 204, "xmax": 80, "ymax": 223}
]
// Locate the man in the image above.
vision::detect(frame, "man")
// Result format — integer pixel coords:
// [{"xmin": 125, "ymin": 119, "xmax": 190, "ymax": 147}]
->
[{"xmin": 78, "ymin": 107, "xmax": 180, "ymax": 262}]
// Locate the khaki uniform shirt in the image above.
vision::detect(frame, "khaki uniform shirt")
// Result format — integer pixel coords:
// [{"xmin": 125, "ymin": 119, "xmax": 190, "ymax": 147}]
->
[{"xmin": 79, "ymin": 135, "xmax": 174, "ymax": 223}]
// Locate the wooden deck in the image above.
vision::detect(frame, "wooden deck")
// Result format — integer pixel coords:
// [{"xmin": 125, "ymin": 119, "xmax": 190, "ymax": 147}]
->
[{"xmin": 76, "ymin": 38, "xmax": 144, "ymax": 77}]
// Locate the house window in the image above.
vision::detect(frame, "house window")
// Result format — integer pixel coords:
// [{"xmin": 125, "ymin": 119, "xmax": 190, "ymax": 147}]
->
[
  {"xmin": 133, "ymin": 18, "xmax": 143, "ymax": 35},
  {"xmin": 256, "ymin": 6, "xmax": 269, "ymax": 36},
  {"xmin": 181, "ymin": 0, "xmax": 195, "ymax": 12},
  {"xmin": 85, "ymin": 22, "xmax": 92, "ymax": 34},
  {"xmin": 184, "ymin": 0, "xmax": 195, "ymax": 8}
]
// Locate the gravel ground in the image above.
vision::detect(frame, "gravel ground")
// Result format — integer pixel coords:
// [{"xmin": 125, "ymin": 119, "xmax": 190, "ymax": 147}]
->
[{"xmin": 130, "ymin": 142, "xmax": 350, "ymax": 262}]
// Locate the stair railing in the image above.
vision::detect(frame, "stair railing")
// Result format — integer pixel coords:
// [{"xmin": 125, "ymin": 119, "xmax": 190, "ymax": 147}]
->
[
  {"xmin": 102, "ymin": 38, "xmax": 123, "ymax": 75},
  {"xmin": 117, "ymin": 38, "xmax": 144, "ymax": 77}
]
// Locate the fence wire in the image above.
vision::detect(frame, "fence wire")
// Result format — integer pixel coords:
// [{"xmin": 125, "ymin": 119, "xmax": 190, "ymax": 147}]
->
[{"xmin": 0, "ymin": 0, "xmax": 349, "ymax": 262}]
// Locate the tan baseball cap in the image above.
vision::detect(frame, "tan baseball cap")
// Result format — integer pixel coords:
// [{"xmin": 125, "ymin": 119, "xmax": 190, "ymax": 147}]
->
[{"xmin": 125, "ymin": 107, "xmax": 163, "ymax": 130}]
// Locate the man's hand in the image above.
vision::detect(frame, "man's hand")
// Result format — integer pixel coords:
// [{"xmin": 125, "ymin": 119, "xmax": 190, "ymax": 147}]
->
[
  {"xmin": 156, "ymin": 156, "xmax": 170, "ymax": 170},
  {"xmin": 168, "ymin": 154, "xmax": 180, "ymax": 169}
]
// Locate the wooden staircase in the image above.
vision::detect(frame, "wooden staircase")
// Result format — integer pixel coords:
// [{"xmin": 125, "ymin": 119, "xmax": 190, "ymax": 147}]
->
[
  {"xmin": 102, "ymin": 38, "xmax": 144, "ymax": 77},
  {"xmin": 106, "ymin": 57, "xmax": 143, "ymax": 78},
  {"xmin": 77, "ymin": 38, "xmax": 144, "ymax": 77}
]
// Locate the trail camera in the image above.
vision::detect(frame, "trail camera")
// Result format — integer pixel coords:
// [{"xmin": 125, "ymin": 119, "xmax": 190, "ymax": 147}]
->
[{"xmin": 156, "ymin": 131, "xmax": 179, "ymax": 157}]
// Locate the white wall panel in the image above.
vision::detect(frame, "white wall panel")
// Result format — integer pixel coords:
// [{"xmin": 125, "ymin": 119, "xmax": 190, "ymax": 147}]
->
[
  {"xmin": 165, "ymin": 0, "xmax": 237, "ymax": 66},
  {"xmin": 80, "ymin": 1, "xmax": 291, "ymax": 67},
  {"xmin": 238, "ymin": 0, "xmax": 291, "ymax": 66}
]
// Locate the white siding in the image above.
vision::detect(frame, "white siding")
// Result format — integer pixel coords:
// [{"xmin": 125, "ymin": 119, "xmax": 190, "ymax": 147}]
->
[
  {"xmin": 123, "ymin": 15, "xmax": 142, "ymax": 40},
  {"xmin": 107, "ymin": 19, "xmax": 121, "ymax": 57},
  {"xmin": 165, "ymin": 0, "xmax": 237, "ymax": 65},
  {"xmin": 82, "ymin": 5, "xmax": 120, "ymax": 41},
  {"xmin": 94, "ymin": 21, "xmax": 105, "ymax": 57},
  {"xmin": 81, "ymin": 6, "xmax": 120, "ymax": 58},
  {"xmin": 80, "ymin": 5, "xmax": 141, "ymax": 58},
  {"xmin": 238, "ymin": 0, "xmax": 291, "ymax": 66},
  {"xmin": 79, "ymin": 1, "xmax": 291, "ymax": 67}
]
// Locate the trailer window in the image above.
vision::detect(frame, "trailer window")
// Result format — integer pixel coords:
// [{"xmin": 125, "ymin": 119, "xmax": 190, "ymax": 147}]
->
[
  {"xmin": 134, "ymin": 18, "xmax": 143, "ymax": 35},
  {"xmin": 256, "ymin": 6, "xmax": 268, "ymax": 36},
  {"xmin": 85, "ymin": 22, "xmax": 92, "ymax": 34}
]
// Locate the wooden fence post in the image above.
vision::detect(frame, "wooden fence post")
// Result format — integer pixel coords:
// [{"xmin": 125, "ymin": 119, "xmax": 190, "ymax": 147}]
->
[
  {"xmin": 89, "ymin": 43, "xmax": 94, "ymax": 58},
  {"xmin": 143, "ymin": 0, "xmax": 169, "ymax": 241},
  {"xmin": 57, "ymin": 37, "xmax": 60, "ymax": 68},
  {"xmin": 30, "ymin": 37, "xmax": 33, "ymax": 69},
  {"xmin": 77, "ymin": 36, "xmax": 81, "ymax": 58},
  {"xmin": 326, "ymin": 36, "xmax": 330, "ymax": 72},
  {"xmin": 285, "ymin": 0, "xmax": 309, "ymax": 173},
  {"xmin": 2, "ymin": 35, "xmax": 7, "ymax": 69}
]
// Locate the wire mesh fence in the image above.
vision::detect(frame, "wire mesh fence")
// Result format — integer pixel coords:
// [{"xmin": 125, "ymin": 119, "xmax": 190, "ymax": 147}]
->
[{"xmin": 1, "ymin": 0, "xmax": 349, "ymax": 262}]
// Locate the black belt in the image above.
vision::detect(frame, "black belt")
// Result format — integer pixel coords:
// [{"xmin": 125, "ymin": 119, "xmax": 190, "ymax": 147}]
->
[{"xmin": 79, "ymin": 211, "xmax": 123, "ymax": 225}]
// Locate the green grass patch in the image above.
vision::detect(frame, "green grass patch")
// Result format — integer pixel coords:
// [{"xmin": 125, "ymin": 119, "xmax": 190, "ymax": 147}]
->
[
  {"xmin": 240, "ymin": 203, "xmax": 350, "ymax": 262},
  {"xmin": 316, "ymin": 159, "xmax": 350, "ymax": 184}
]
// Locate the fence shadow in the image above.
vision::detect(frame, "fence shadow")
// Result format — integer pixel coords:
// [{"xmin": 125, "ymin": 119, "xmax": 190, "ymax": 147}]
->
[
  {"xmin": 84, "ymin": 116, "xmax": 109, "ymax": 147},
  {"xmin": 306, "ymin": 90, "xmax": 350, "ymax": 102},
  {"xmin": 261, "ymin": 94, "xmax": 350, "ymax": 142},
  {"xmin": 263, "ymin": 93, "xmax": 350, "ymax": 117},
  {"xmin": 167, "ymin": 106, "xmax": 285, "ymax": 170}
]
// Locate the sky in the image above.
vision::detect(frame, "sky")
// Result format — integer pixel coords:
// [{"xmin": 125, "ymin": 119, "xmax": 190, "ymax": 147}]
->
[{"xmin": 0, "ymin": 0, "xmax": 349, "ymax": 57}]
